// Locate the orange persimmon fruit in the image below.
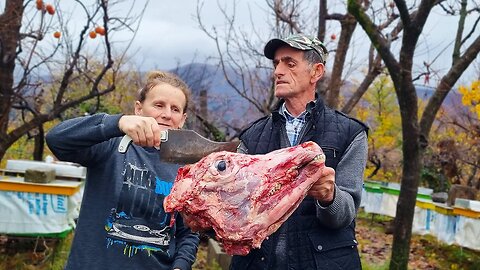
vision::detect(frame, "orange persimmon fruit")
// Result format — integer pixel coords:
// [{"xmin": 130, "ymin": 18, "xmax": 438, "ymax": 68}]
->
[
  {"xmin": 36, "ymin": 0, "xmax": 44, "ymax": 10},
  {"xmin": 95, "ymin": 26, "xmax": 105, "ymax": 36},
  {"xmin": 89, "ymin": 31, "xmax": 97, "ymax": 39},
  {"xmin": 46, "ymin": 4, "xmax": 55, "ymax": 15}
]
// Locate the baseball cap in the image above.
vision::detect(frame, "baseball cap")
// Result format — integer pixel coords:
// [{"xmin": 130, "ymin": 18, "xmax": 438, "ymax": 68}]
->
[{"xmin": 264, "ymin": 34, "xmax": 328, "ymax": 63}]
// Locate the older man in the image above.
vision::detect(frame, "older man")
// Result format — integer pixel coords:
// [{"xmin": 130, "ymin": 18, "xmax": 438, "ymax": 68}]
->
[{"xmin": 231, "ymin": 34, "xmax": 368, "ymax": 270}]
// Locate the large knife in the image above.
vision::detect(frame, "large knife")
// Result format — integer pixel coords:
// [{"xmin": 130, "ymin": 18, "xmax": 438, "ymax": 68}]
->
[{"xmin": 118, "ymin": 129, "xmax": 240, "ymax": 164}]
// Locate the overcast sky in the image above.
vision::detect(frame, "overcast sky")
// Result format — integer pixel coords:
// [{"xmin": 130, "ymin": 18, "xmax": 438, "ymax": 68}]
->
[
  {"xmin": 3, "ymin": 0, "xmax": 478, "ymax": 85},
  {"xmin": 128, "ymin": 0, "xmax": 269, "ymax": 70},
  {"xmin": 123, "ymin": 0, "xmax": 479, "ymax": 86}
]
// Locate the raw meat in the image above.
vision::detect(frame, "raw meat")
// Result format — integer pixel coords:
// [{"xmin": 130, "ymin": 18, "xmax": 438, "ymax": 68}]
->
[{"xmin": 164, "ymin": 141, "xmax": 325, "ymax": 255}]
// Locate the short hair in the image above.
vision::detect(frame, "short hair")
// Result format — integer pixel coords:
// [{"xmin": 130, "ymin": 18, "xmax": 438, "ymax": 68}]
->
[
  {"xmin": 137, "ymin": 71, "xmax": 191, "ymax": 112},
  {"xmin": 303, "ymin": 49, "xmax": 324, "ymax": 67}
]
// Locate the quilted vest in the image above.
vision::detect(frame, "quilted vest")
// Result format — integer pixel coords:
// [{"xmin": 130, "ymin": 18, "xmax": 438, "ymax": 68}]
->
[{"xmin": 230, "ymin": 97, "xmax": 367, "ymax": 270}]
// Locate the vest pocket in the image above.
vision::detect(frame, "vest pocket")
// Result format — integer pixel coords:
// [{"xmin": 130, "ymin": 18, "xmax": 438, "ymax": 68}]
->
[
  {"xmin": 320, "ymin": 146, "xmax": 340, "ymax": 168},
  {"xmin": 308, "ymin": 232, "xmax": 361, "ymax": 269},
  {"xmin": 308, "ymin": 232, "xmax": 357, "ymax": 253}
]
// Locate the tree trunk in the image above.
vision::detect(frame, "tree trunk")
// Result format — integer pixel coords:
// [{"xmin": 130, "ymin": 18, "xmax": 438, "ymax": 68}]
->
[
  {"xmin": 33, "ymin": 126, "xmax": 45, "ymax": 161},
  {"xmin": 0, "ymin": 146, "xmax": 6, "ymax": 163},
  {"xmin": 0, "ymin": 0, "xmax": 24, "ymax": 144},
  {"xmin": 317, "ymin": 0, "xmax": 327, "ymax": 41},
  {"xmin": 387, "ymin": 15, "xmax": 424, "ymax": 264},
  {"xmin": 326, "ymin": 15, "xmax": 357, "ymax": 108},
  {"xmin": 390, "ymin": 112, "xmax": 421, "ymax": 269}
]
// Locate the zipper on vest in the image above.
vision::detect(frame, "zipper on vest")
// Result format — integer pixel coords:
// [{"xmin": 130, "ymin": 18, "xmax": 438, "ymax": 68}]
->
[
  {"xmin": 322, "ymin": 146, "xmax": 337, "ymax": 158},
  {"xmin": 297, "ymin": 122, "xmax": 312, "ymax": 145}
]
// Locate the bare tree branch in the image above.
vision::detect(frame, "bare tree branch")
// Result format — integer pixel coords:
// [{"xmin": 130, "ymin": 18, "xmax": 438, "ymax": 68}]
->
[{"xmin": 0, "ymin": 0, "xmax": 146, "ymax": 160}]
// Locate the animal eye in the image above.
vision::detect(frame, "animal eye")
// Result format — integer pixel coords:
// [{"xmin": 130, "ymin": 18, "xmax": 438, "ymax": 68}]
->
[
  {"xmin": 208, "ymin": 157, "xmax": 234, "ymax": 177},
  {"xmin": 216, "ymin": 160, "xmax": 227, "ymax": 171}
]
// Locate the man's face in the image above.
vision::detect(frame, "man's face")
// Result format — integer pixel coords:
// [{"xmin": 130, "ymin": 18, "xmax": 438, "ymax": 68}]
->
[
  {"xmin": 272, "ymin": 46, "xmax": 316, "ymax": 100},
  {"xmin": 134, "ymin": 83, "xmax": 187, "ymax": 131}
]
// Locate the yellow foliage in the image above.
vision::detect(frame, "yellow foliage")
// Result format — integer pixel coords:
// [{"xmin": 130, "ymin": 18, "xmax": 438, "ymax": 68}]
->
[
  {"xmin": 428, "ymin": 81, "xmax": 480, "ymax": 187},
  {"xmin": 459, "ymin": 80, "xmax": 480, "ymax": 118},
  {"xmin": 352, "ymin": 75, "xmax": 403, "ymax": 182}
]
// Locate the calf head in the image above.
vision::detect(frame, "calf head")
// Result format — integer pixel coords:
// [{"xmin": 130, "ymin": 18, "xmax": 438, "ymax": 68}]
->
[{"xmin": 164, "ymin": 141, "xmax": 325, "ymax": 255}]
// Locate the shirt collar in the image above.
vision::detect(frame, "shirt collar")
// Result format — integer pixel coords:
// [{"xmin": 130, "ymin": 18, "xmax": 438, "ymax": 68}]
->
[{"xmin": 279, "ymin": 101, "xmax": 315, "ymax": 120}]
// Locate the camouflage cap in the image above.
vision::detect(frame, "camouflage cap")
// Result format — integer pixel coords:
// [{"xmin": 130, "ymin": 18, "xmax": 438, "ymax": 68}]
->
[{"xmin": 264, "ymin": 34, "xmax": 328, "ymax": 63}]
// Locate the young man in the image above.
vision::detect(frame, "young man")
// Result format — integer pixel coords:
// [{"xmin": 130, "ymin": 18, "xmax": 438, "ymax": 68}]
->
[
  {"xmin": 231, "ymin": 34, "xmax": 368, "ymax": 269},
  {"xmin": 46, "ymin": 71, "xmax": 199, "ymax": 270}
]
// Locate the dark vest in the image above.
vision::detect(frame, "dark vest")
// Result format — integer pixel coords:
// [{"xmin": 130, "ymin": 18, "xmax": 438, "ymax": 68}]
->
[{"xmin": 230, "ymin": 97, "xmax": 367, "ymax": 270}]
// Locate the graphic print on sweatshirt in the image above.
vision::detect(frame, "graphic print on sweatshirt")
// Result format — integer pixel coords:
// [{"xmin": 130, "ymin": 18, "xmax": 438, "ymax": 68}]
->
[{"xmin": 105, "ymin": 162, "xmax": 174, "ymax": 256}]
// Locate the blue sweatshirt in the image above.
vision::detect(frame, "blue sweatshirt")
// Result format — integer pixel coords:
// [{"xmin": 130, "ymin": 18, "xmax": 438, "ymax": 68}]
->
[{"xmin": 46, "ymin": 113, "xmax": 199, "ymax": 270}]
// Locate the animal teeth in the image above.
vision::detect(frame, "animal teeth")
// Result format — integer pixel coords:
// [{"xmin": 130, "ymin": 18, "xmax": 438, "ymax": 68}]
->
[{"xmin": 297, "ymin": 154, "xmax": 326, "ymax": 169}]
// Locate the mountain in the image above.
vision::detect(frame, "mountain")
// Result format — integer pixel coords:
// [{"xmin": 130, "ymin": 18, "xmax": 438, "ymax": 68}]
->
[
  {"xmin": 171, "ymin": 63, "xmax": 268, "ymax": 137},
  {"xmin": 415, "ymin": 84, "xmax": 461, "ymax": 106},
  {"xmin": 171, "ymin": 63, "xmax": 469, "ymax": 138}
]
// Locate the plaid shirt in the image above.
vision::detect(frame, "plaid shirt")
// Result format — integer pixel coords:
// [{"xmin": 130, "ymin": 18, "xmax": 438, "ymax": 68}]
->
[{"xmin": 279, "ymin": 103, "xmax": 308, "ymax": 146}]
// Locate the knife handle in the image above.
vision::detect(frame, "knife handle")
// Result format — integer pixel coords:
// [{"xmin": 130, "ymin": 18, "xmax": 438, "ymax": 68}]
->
[{"xmin": 118, "ymin": 131, "xmax": 168, "ymax": 153}]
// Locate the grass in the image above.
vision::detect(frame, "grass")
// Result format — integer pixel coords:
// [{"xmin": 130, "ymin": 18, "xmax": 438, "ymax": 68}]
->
[
  {"xmin": 362, "ymin": 261, "xmax": 390, "ymax": 270},
  {"xmin": 357, "ymin": 210, "xmax": 480, "ymax": 270},
  {"xmin": 1, "ymin": 212, "xmax": 479, "ymax": 269},
  {"xmin": 0, "ymin": 233, "xmax": 73, "ymax": 270},
  {"xmin": 48, "ymin": 233, "xmax": 73, "ymax": 270}
]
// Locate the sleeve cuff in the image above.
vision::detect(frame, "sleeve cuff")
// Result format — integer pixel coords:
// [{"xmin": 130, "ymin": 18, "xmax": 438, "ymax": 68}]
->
[
  {"xmin": 316, "ymin": 185, "xmax": 341, "ymax": 215},
  {"xmin": 173, "ymin": 258, "xmax": 191, "ymax": 270}
]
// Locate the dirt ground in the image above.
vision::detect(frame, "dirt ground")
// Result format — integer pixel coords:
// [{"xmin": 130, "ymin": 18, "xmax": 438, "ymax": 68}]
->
[
  {"xmin": 356, "ymin": 214, "xmax": 479, "ymax": 270},
  {"xmin": 1, "ymin": 211, "xmax": 480, "ymax": 270},
  {"xmin": 192, "ymin": 212, "xmax": 480, "ymax": 270}
]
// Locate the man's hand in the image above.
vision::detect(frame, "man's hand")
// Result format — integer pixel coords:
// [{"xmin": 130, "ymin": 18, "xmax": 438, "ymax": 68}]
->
[
  {"xmin": 118, "ymin": 115, "xmax": 162, "ymax": 148},
  {"xmin": 307, "ymin": 166, "xmax": 335, "ymax": 206}
]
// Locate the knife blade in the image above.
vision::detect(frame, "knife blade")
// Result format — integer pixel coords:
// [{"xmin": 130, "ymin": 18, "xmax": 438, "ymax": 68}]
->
[{"xmin": 118, "ymin": 129, "xmax": 240, "ymax": 164}]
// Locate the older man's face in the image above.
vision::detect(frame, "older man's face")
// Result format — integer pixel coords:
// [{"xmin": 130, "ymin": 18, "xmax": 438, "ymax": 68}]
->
[{"xmin": 272, "ymin": 46, "xmax": 318, "ymax": 100}]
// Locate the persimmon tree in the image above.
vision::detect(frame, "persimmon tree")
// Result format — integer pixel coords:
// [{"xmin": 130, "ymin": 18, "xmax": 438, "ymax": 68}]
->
[
  {"xmin": 348, "ymin": 0, "xmax": 480, "ymax": 269},
  {"xmin": 0, "ymin": 0, "xmax": 145, "ymax": 161}
]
